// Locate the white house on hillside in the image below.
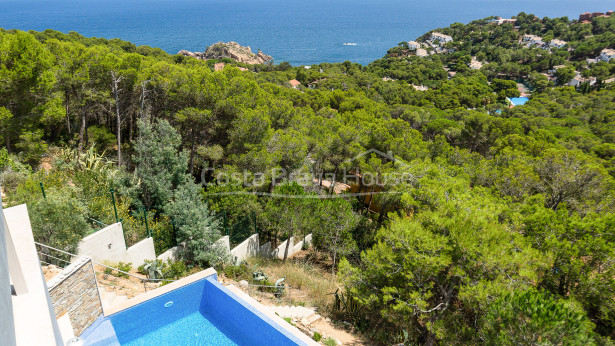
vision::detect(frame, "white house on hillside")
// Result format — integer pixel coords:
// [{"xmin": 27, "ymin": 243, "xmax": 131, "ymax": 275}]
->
[
  {"xmin": 599, "ymin": 49, "xmax": 615, "ymax": 62},
  {"xmin": 407, "ymin": 41, "xmax": 421, "ymax": 50},
  {"xmin": 522, "ymin": 34, "xmax": 544, "ymax": 47},
  {"xmin": 469, "ymin": 57, "xmax": 483, "ymax": 70},
  {"xmin": 549, "ymin": 39, "xmax": 567, "ymax": 49},
  {"xmin": 429, "ymin": 32, "xmax": 453, "ymax": 44}
]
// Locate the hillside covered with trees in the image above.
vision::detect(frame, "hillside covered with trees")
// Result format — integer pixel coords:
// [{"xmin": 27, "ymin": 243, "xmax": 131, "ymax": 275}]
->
[{"xmin": 1, "ymin": 11, "xmax": 615, "ymax": 344}]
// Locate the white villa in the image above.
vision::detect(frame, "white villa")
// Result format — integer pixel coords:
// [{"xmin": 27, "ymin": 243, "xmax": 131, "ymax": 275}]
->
[
  {"xmin": 415, "ymin": 48, "xmax": 429, "ymax": 57},
  {"xmin": 549, "ymin": 39, "xmax": 567, "ymax": 49},
  {"xmin": 522, "ymin": 34, "xmax": 544, "ymax": 47},
  {"xmin": 599, "ymin": 49, "xmax": 615, "ymax": 62},
  {"xmin": 469, "ymin": 57, "xmax": 483, "ymax": 70},
  {"xmin": 429, "ymin": 32, "xmax": 453, "ymax": 45},
  {"xmin": 407, "ymin": 41, "xmax": 421, "ymax": 50}
]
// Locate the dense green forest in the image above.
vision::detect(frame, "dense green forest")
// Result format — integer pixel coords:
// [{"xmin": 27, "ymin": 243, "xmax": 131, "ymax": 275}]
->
[{"xmin": 1, "ymin": 12, "xmax": 615, "ymax": 344}]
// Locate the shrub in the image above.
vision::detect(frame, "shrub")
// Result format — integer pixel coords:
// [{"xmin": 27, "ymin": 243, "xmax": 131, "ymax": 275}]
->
[
  {"xmin": 117, "ymin": 262, "xmax": 133, "ymax": 278},
  {"xmin": 480, "ymin": 289, "xmax": 596, "ymax": 344},
  {"xmin": 140, "ymin": 259, "xmax": 166, "ymax": 280},
  {"xmin": 223, "ymin": 264, "xmax": 249, "ymax": 280},
  {"xmin": 323, "ymin": 337, "xmax": 337, "ymax": 346},
  {"xmin": 312, "ymin": 332, "xmax": 322, "ymax": 342},
  {"xmin": 87, "ymin": 125, "xmax": 117, "ymax": 152},
  {"xmin": 164, "ymin": 259, "xmax": 187, "ymax": 280},
  {"xmin": 104, "ymin": 266, "xmax": 114, "ymax": 275},
  {"xmin": 28, "ymin": 189, "xmax": 91, "ymax": 253}
]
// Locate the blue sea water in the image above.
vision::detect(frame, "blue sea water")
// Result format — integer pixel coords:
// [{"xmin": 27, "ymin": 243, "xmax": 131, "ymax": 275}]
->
[{"xmin": 0, "ymin": 0, "xmax": 612, "ymax": 65}]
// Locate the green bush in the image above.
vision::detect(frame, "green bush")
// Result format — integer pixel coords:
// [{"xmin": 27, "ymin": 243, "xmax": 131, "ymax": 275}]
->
[
  {"xmin": 87, "ymin": 125, "xmax": 117, "ymax": 152},
  {"xmin": 164, "ymin": 259, "xmax": 187, "ymax": 280},
  {"xmin": 223, "ymin": 264, "xmax": 249, "ymax": 280},
  {"xmin": 480, "ymin": 289, "xmax": 596, "ymax": 344},
  {"xmin": 104, "ymin": 266, "xmax": 114, "ymax": 275},
  {"xmin": 323, "ymin": 337, "xmax": 337, "ymax": 346},
  {"xmin": 312, "ymin": 332, "xmax": 322, "ymax": 342},
  {"xmin": 28, "ymin": 189, "xmax": 91, "ymax": 253},
  {"xmin": 117, "ymin": 262, "xmax": 132, "ymax": 278}
]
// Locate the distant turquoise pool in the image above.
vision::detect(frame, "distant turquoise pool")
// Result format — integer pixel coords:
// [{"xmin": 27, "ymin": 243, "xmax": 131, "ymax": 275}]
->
[
  {"xmin": 509, "ymin": 97, "xmax": 529, "ymax": 106},
  {"xmin": 81, "ymin": 275, "xmax": 306, "ymax": 345}
]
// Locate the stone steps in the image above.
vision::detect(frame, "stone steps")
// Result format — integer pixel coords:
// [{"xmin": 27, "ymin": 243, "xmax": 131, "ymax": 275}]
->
[
  {"xmin": 98, "ymin": 287, "xmax": 128, "ymax": 314},
  {"xmin": 270, "ymin": 305, "xmax": 320, "ymax": 321}
]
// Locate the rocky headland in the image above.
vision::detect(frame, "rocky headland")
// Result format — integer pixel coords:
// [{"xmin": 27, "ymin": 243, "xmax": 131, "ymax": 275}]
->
[{"xmin": 178, "ymin": 41, "xmax": 273, "ymax": 64}]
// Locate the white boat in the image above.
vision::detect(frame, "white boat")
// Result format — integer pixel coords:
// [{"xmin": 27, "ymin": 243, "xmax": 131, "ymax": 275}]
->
[{"xmin": 343, "ymin": 43, "xmax": 357, "ymax": 46}]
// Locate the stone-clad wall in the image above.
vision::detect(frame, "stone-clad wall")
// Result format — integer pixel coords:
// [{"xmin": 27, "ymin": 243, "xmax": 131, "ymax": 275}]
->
[{"xmin": 49, "ymin": 257, "xmax": 103, "ymax": 336}]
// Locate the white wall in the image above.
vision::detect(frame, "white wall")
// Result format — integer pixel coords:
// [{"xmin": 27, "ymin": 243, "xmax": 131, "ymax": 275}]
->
[
  {"xmin": 77, "ymin": 223, "xmax": 126, "ymax": 263},
  {"xmin": 0, "ymin": 192, "xmax": 17, "ymax": 346},
  {"xmin": 230, "ymin": 234, "xmax": 259, "ymax": 262},
  {"xmin": 252, "ymin": 234, "xmax": 312, "ymax": 260},
  {"xmin": 121, "ymin": 237, "xmax": 156, "ymax": 265},
  {"xmin": 272, "ymin": 238, "xmax": 294, "ymax": 260},
  {"xmin": 78, "ymin": 223, "xmax": 156, "ymax": 266},
  {"xmin": 156, "ymin": 244, "xmax": 183, "ymax": 262}
]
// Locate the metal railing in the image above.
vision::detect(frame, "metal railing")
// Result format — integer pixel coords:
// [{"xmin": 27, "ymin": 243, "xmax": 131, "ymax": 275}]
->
[{"xmin": 35, "ymin": 242, "xmax": 175, "ymax": 293}]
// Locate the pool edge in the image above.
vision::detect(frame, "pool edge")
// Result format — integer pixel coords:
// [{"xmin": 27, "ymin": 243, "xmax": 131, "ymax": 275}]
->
[{"xmin": 104, "ymin": 267, "xmax": 217, "ymax": 316}]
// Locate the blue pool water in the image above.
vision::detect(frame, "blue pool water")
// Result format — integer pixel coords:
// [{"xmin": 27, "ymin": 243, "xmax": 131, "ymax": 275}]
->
[
  {"xmin": 509, "ymin": 97, "xmax": 529, "ymax": 106},
  {"xmin": 124, "ymin": 312, "xmax": 238, "ymax": 345},
  {"xmin": 81, "ymin": 275, "xmax": 304, "ymax": 345}
]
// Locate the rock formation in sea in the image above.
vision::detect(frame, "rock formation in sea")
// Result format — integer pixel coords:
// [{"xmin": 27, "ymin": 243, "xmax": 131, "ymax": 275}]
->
[{"xmin": 178, "ymin": 42, "xmax": 273, "ymax": 64}]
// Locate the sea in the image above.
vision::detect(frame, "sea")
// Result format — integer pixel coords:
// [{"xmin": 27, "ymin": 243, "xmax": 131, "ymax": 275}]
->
[{"xmin": 0, "ymin": 0, "xmax": 612, "ymax": 66}]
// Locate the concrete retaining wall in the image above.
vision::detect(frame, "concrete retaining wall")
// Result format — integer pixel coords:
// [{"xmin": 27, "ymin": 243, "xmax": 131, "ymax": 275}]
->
[
  {"xmin": 77, "ymin": 223, "xmax": 126, "ymax": 263},
  {"xmin": 48, "ymin": 257, "xmax": 103, "ymax": 336},
  {"xmin": 228, "ymin": 233, "xmax": 314, "ymax": 260},
  {"xmin": 78, "ymin": 223, "xmax": 156, "ymax": 266},
  {"xmin": 230, "ymin": 234, "xmax": 260, "ymax": 261},
  {"xmin": 292, "ymin": 234, "xmax": 313, "ymax": 254},
  {"xmin": 272, "ymin": 238, "xmax": 294, "ymax": 259},
  {"xmin": 121, "ymin": 237, "xmax": 156, "ymax": 265},
  {"xmin": 157, "ymin": 244, "xmax": 183, "ymax": 262}
]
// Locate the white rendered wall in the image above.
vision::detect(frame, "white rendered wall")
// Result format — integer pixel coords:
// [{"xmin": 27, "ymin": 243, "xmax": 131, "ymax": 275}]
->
[
  {"xmin": 77, "ymin": 223, "xmax": 126, "ymax": 263},
  {"xmin": 120, "ymin": 237, "xmax": 156, "ymax": 265},
  {"xmin": 0, "ymin": 190, "xmax": 16, "ymax": 346},
  {"xmin": 4, "ymin": 204, "xmax": 64, "ymax": 346},
  {"xmin": 230, "ymin": 234, "xmax": 259, "ymax": 261},
  {"xmin": 78, "ymin": 223, "xmax": 156, "ymax": 266},
  {"xmin": 272, "ymin": 238, "xmax": 294, "ymax": 260}
]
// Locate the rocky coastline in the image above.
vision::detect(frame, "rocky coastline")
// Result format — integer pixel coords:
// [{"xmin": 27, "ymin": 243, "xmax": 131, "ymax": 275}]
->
[{"xmin": 178, "ymin": 41, "xmax": 272, "ymax": 64}]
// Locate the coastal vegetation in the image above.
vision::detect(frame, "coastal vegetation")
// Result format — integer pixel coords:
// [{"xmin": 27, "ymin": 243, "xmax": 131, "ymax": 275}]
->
[{"xmin": 1, "ymin": 11, "xmax": 615, "ymax": 344}]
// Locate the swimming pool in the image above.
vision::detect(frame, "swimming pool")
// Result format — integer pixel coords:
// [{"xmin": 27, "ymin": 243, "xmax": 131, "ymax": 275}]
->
[
  {"xmin": 81, "ymin": 273, "xmax": 309, "ymax": 345},
  {"xmin": 509, "ymin": 97, "xmax": 529, "ymax": 106}
]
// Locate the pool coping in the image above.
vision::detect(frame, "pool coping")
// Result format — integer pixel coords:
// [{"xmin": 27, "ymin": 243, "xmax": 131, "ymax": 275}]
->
[
  {"xmin": 102, "ymin": 268, "xmax": 317, "ymax": 345},
  {"xmin": 104, "ymin": 267, "xmax": 217, "ymax": 316}
]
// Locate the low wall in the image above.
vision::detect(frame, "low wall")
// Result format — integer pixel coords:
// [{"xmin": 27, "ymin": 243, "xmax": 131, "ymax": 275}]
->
[
  {"xmin": 157, "ymin": 236, "xmax": 231, "ymax": 263},
  {"xmin": 293, "ymin": 234, "xmax": 313, "ymax": 254},
  {"xmin": 254, "ymin": 234, "xmax": 312, "ymax": 260},
  {"xmin": 78, "ymin": 223, "xmax": 126, "ymax": 263},
  {"xmin": 230, "ymin": 234, "xmax": 260, "ymax": 261},
  {"xmin": 78, "ymin": 223, "xmax": 156, "ymax": 266},
  {"xmin": 157, "ymin": 244, "xmax": 183, "ymax": 262},
  {"xmin": 121, "ymin": 237, "xmax": 156, "ymax": 265},
  {"xmin": 48, "ymin": 257, "xmax": 103, "ymax": 336},
  {"xmin": 272, "ymin": 238, "xmax": 294, "ymax": 260}
]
